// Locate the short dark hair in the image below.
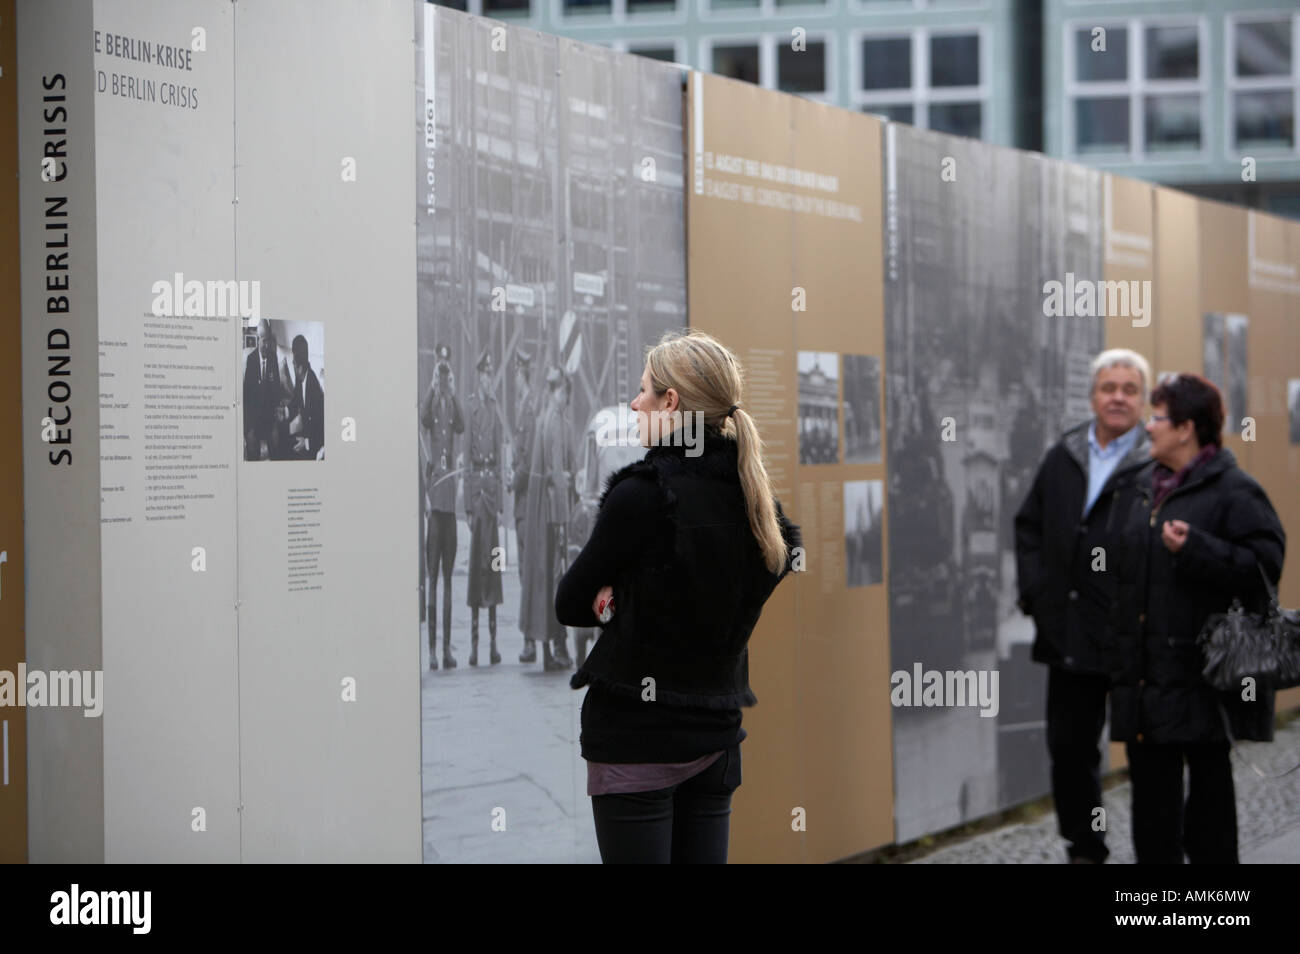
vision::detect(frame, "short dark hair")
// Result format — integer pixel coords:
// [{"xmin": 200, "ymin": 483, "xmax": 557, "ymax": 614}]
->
[
  {"xmin": 292, "ymin": 335, "xmax": 309, "ymax": 366},
  {"xmin": 1150, "ymin": 373, "xmax": 1223, "ymax": 448}
]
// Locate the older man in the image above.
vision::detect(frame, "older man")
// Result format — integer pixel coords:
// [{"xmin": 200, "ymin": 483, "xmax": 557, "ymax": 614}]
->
[
  {"xmin": 1014, "ymin": 348, "xmax": 1153, "ymax": 864},
  {"xmin": 243, "ymin": 318, "xmax": 292, "ymax": 461}
]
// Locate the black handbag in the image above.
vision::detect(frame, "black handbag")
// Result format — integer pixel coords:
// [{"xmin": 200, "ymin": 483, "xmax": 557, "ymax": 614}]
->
[
  {"xmin": 1198, "ymin": 564, "xmax": 1300, "ymax": 779},
  {"xmin": 1198, "ymin": 564, "xmax": 1300, "ymax": 693}
]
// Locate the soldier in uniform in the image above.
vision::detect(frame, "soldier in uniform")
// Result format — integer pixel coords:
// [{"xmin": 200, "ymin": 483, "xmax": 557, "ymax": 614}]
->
[
  {"xmin": 422, "ymin": 342, "xmax": 465, "ymax": 670},
  {"xmin": 465, "ymin": 348, "xmax": 504, "ymax": 666},
  {"xmin": 510, "ymin": 348, "xmax": 541, "ymax": 663},
  {"xmin": 539, "ymin": 366, "xmax": 575, "ymax": 669},
  {"xmin": 518, "ymin": 364, "xmax": 576, "ymax": 671}
]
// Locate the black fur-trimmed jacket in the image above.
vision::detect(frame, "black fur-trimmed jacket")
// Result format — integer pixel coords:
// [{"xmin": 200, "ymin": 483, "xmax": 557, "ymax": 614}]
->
[
  {"xmin": 556, "ymin": 425, "xmax": 802, "ymax": 710},
  {"xmin": 1108, "ymin": 447, "xmax": 1285, "ymax": 744}
]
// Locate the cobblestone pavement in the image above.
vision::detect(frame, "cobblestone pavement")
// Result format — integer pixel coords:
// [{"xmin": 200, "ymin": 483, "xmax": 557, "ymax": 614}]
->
[{"xmin": 912, "ymin": 720, "xmax": 1300, "ymax": 863}]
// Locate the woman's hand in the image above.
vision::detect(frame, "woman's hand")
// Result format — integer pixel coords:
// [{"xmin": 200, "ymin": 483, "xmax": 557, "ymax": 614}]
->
[
  {"xmin": 593, "ymin": 585, "xmax": 614, "ymax": 621},
  {"xmin": 1162, "ymin": 519, "xmax": 1190, "ymax": 553}
]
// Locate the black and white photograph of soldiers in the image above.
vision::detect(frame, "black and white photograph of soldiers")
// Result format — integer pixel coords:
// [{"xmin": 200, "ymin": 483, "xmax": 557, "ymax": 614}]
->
[
  {"xmin": 798, "ymin": 351, "xmax": 840, "ymax": 465},
  {"xmin": 882, "ymin": 122, "xmax": 1106, "ymax": 842},
  {"xmin": 844, "ymin": 479, "xmax": 884, "ymax": 587},
  {"xmin": 843, "ymin": 354, "xmax": 882, "ymax": 464},
  {"xmin": 241, "ymin": 317, "xmax": 325, "ymax": 462},
  {"xmin": 1290, "ymin": 379, "xmax": 1300, "ymax": 445},
  {"xmin": 415, "ymin": 8, "xmax": 686, "ymax": 863},
  {"xmin": 1226, "ymin": 313, "xmax": 1249, "ymax": 430}
]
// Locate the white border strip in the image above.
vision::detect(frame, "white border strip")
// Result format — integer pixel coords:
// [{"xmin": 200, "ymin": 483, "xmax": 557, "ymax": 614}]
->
[{"xmin": 692, "ymin": 72, "xmax": 703, "ymax": 196}]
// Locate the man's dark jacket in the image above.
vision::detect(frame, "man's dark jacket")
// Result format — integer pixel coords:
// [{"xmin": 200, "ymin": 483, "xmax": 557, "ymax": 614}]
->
[
  {"xmin": 561, "ymin": 427, "xmax": 802, "ymax": 709},
  {"xmin": 244, "ymin": 349, "xmax": 286, "ymax": 443},
  {"xmin": 1014, "ymin": 420, "xmax": 1151, "ymax": 674},
  {"xmin": 291, "ymin": 365, "xmax": 325, "ymax": 457},
  {"xmin": 1108, "ymin": 447, "xmax": 1285, "ymax": 743}
]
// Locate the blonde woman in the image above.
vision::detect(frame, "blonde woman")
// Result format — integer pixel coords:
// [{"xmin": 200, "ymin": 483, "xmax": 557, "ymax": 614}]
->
[{"xmin": 556, "ymin": 330, "xmax": 802, "ymax": 864}]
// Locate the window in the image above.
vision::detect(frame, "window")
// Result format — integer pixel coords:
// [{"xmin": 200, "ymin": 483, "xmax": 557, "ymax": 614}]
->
[
  {"xmin": 778, "ymin": 40, "xmax": 826, "ymax": 93},
  {"xmin": 1075, "ymin": 97, "xmax": 1129, "ymax": 153},
  {"xmin": 1145, "ymin": 24, "xmax": 1197, "ymax": 80},
  {"xmin": 862, "ymin": 103, "xmax": 913, "ymax": 124},
  {"xmin": 1234, "ymin": 90, "xmax": 1294, "ymax": 150},
  {"xmin": 563, "ymin": 0, "xmax": 610, "ymax": 15},
  {"xmin": 1229, "ymin": 16, "xmax": 1297, "ymax": 152},
  {"xmin": 628, "ymin": 44, "xmax": 677, "ymax": 62},
  {"xmin": 862, "ymin": 37, "xmax": 909, "ymax": 91},
  {"xmin": 854, "ymin": 29, "xmax": 985, "ymax": 138},
  {"xmin": 627, "ymin": 0, "xmax": 675, "ymax": 12},
  {"xmin": 700, "ymin": 34, "xmax": 832, "ymax": 101},
  {"xmin": 713, "ymin": 43, "xmax": 760, "ymax": 85},
  {"xmin": 1235, "ymin": 19, "xmax": 1291, "ymax": 78},
  {"xmin": 1066, "ymin": 18, "xmax": 1206, "ymax": 160},
  {"xmin": 1145, "ymin": 93, "xmax": 1200, "ymax": 152},
  {"xmin": 483, "ymin": 0, "xmax": 529, "ymax": 14},
  {"xmin": 930, "ymin": 101, "xmax": 981, "ymax": 138},
  {"xmin": 930, "ymin": 34, "xmax": 978, "ymax": 87},
  {"xmin": 1074, "ymin": 26, "xmax": 1127, "ymax": 82}
]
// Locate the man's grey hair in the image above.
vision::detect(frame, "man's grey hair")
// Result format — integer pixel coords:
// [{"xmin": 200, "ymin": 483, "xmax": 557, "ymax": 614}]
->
[{"xmin": 1090, "ymin": 348, "xmax": 1151, "ymax": 394}]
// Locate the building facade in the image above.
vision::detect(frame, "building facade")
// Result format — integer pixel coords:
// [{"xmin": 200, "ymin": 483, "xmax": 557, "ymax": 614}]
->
[
  {"xmin": 1043, "ymin": 0, "xmax": 1299, "ymax": 217},
  {"xmin": 430, "ymin": 0, "xmax": 1300, "ymax": 218},
  {"xmin": 429, "ymin": 0, "xmax": 1029, "ymax": 148}
]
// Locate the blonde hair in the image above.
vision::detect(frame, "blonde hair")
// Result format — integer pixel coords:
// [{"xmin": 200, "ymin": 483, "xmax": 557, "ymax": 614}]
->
[{"xmin": 644, "ymin": 329, "xmax": 788, "ymax": 575}]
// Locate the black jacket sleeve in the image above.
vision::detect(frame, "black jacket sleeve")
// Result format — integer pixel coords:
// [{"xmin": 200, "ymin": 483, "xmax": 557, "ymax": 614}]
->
[
  {"xmin": 774, "ymin": 499, "xmax": 804, "ymax": 580},
  {"xmin": 1013, "ymin": 449, "xmax": 1052, "ymax": 612},
  {"xmin": 554, "ymin": 475, "xmax": 659, "ymax": 628},
  {"xmin": 1172, "ymin": 477, "xmax": 1286, "ymax": 608}
]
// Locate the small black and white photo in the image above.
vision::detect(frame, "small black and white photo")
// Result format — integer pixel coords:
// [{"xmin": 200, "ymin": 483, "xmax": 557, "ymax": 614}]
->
[
  {"xmin": 242, "ymin": 317, "xmax": 326, "ymax": 462},
  {"xmin": 1226, "ymin": 314, "xmax": 1248, "ymax": 429},
  {"xmin": 1289, "ymin": 379, "xmax": 1300, "ymax": 446},
  {"xmin": 844, "ymin": 479, "xmax": 884, "ymax": 587},
  {"xmin": 1202, "ymin": 312, "xmax": 1226, "ymax": 401},
  {"xmin": 798, "ymin": 351, "xmax": 840, "ymax": 465},
  {"xmin": 843, "ymin": 354, "xmax": 882, "ymax": 464}
]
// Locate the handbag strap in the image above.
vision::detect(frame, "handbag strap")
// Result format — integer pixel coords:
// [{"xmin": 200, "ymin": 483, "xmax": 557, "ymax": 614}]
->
[
  {"xmin": 1216, "ymin": 700, "xmax": 1300, "ymax": 779},
  {"xmin": 1256, "ymin": 562, "xmax": 1279, "ymax": 604}
]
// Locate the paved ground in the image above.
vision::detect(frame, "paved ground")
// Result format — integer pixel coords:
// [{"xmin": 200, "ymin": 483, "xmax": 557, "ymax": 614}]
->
[{"xmin": 911, "ymin": 719, "xmax": 1300, "ymax": 863}]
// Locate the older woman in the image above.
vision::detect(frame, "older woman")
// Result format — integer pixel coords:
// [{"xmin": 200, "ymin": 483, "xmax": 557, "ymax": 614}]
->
[{"xmin": 1109, "ymin": 373, "xmax": 1285, "ymax": 863}]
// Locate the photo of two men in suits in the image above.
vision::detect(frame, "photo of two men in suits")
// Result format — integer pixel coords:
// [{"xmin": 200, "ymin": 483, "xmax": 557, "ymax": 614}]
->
[{"xmin": 242, "ymin": 317, "xmax": 326, "ymax": 462}]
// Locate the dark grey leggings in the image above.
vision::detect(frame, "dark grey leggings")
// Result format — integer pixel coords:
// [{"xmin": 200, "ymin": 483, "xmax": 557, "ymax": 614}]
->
[{"xmin": 590, "ymin": 744, "xmax": 742, "ymax": 864}]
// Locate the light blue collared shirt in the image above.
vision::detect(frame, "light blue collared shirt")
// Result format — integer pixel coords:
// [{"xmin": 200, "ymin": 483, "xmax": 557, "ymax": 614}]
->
[{"xmin": 1084, "ymin": 419, "xmax": 1140, "ymax": 516}]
